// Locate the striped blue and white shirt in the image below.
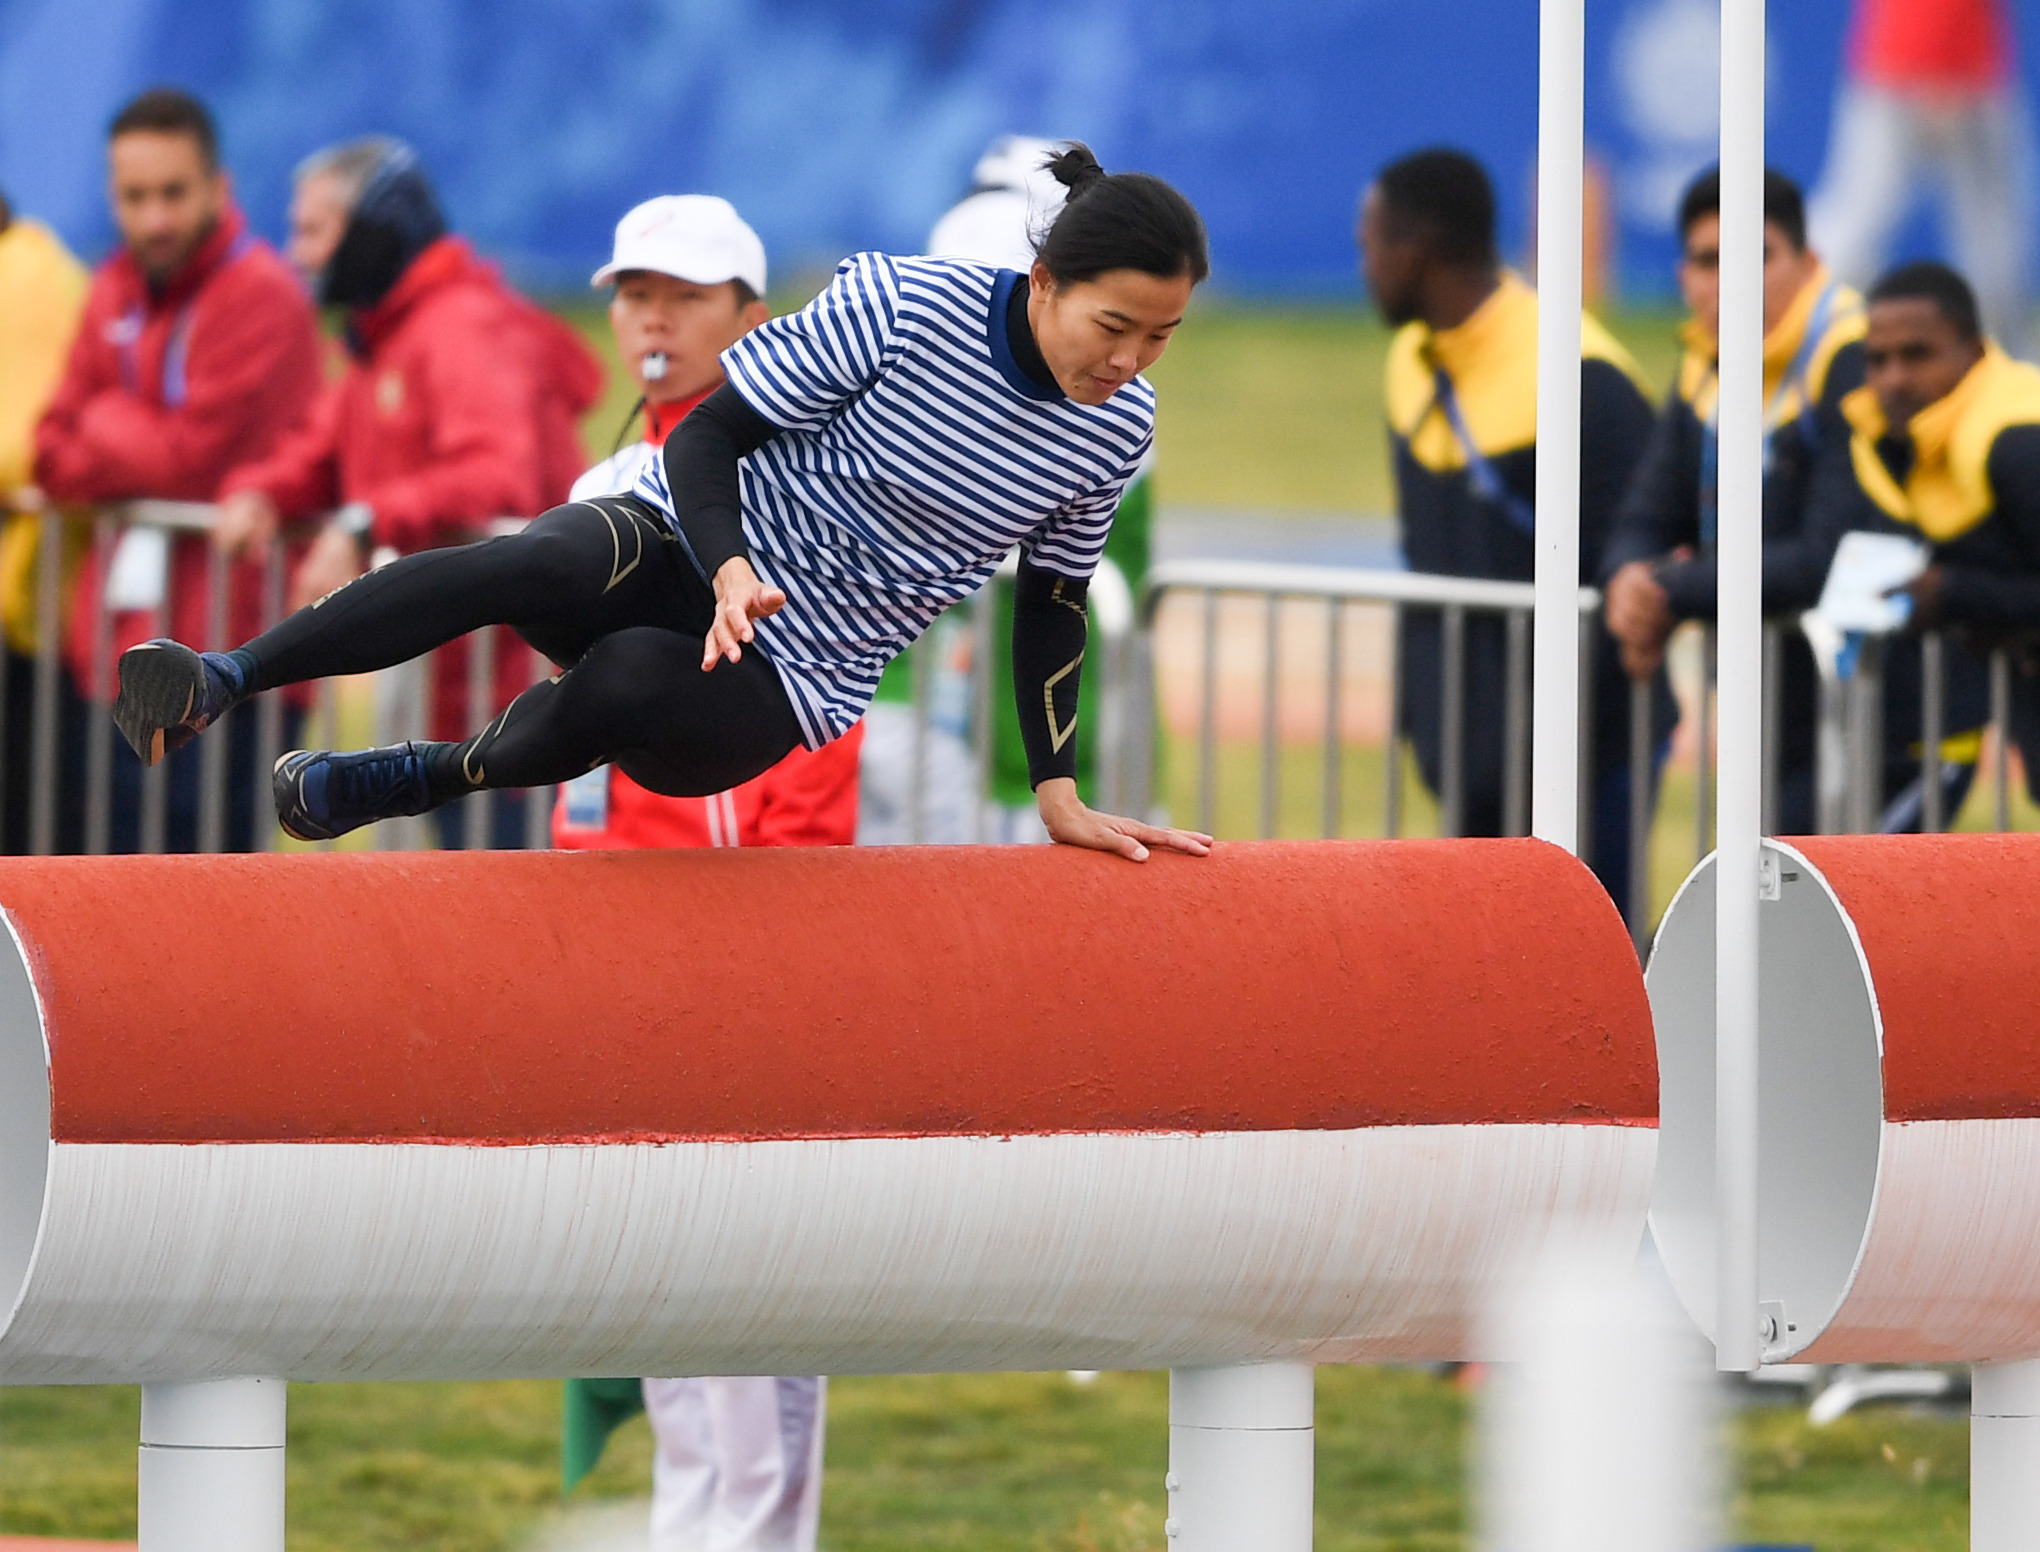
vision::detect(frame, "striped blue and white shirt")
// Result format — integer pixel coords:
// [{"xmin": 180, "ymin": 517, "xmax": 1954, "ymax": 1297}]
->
[{"xmin": 633, "ymin": 251, "xmax": 1155, "ymax": 749}]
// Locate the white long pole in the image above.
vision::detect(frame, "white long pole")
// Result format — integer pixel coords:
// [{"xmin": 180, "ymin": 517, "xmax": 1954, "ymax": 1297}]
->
[
  {"xmin": 1714, "ymin": 0, "xmax": 1766, "ymax": 1375},
  {"xmin": 1531, "ymin": 0, "xmax": 1586, "ymax": 850}
]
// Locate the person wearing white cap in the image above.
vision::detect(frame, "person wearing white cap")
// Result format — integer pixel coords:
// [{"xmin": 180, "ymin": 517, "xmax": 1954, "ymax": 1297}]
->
[
  {"xmin": 572, "ymin": 195, "xmax": 770, "ymax": 501},
  {"xmin": 553, "ymin": 197, "xmax": 844, "ymax": 1552}
]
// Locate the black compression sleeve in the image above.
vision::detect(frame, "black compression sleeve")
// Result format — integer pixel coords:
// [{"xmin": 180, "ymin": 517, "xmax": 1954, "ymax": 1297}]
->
[
  {"xmin": 661, "ymin": 382, "xmax": 781, "ymax": 578},
  {"xmin": 1011, "ymin": 556, "xmax": 1089, "ymax": 789}
]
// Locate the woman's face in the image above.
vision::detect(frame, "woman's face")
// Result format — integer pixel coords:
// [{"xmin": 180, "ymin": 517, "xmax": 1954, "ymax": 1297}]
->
[{"xmin": 1029, "ymin": 262, "xmax": 1195, "ymax": 405}]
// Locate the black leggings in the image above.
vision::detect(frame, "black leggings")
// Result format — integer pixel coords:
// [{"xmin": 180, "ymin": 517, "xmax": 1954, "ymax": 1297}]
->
[{"xmin": 239, "ymin": 497, "xmax": 803, "ymax": 797}]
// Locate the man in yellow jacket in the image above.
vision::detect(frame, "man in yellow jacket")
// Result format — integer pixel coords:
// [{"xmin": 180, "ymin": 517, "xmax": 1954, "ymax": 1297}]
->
[
  {"xmin": 0, "ymin": 187, "xmax": 89, "ymax": 851},
  {"xmin": 1848, "ymin": 260, "xmax": 2040, "ymax": 799},
  {"xmin": 1358, "ymin": 147, "xmax": 1666, "ymax": 911}
]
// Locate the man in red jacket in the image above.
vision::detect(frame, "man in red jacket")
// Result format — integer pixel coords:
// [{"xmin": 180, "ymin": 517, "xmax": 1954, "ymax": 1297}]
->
[
  {"xmin": 34, "ymin": 86, "xmax": 322, "ymax": 852},
  {"xmin": 215, "ymin": 137, "xmax": 603, "ymax": 848}
]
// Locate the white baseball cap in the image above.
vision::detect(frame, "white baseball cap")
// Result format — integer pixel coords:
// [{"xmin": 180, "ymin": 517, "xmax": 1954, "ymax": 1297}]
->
[{"xmin": 591, "ymin": 194, "xmax": 767, "ymax": 295}]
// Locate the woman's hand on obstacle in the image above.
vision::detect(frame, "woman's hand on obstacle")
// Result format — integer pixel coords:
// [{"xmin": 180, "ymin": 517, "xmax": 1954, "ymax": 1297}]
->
[
  {"xmin": 705, "ymin": 558, "xmax": 787, "ymax": 670},
  {"xmin": 1034, "ymin": 777, "xmax": 1213, "ymax": 863}
]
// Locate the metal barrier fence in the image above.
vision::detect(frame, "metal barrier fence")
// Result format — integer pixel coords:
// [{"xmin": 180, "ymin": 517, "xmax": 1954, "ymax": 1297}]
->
[
  {"xmin": 1134, "ymin": 559, "xmax": 2024, "ymax": 942},
  {"xmin": 4, "ymin": 513, "xmax": 2019, "ymax": 884},
  {"xmin": 0, "ymin": 501, "xmax": 553, "ymax": 857},
  {"xmin": 885, "ymin": 554, "xmax": 1138, "ymax": 844}
]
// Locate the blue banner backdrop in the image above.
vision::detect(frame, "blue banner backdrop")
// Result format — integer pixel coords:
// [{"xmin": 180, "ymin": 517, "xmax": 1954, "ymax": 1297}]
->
[{"xmin": 0, "ymin": 0, "xmax": 2033, "ymax": 297}]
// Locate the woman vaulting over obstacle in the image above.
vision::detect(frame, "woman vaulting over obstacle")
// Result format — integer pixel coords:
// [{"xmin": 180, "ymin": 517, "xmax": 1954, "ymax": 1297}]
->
[{"xmin": 111, "ymin": 146, "xmax": 1213, "ymax": 863}]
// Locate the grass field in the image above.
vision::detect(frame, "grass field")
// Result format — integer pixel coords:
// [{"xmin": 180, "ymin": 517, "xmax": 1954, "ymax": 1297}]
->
[
  {"xmin": 0, "ymin": 1369, "xmax": 1971, "ymax": 1551},
  {"xmin": 1, "ymin": 304, "xmax": 1994, "ymax": 1546}
]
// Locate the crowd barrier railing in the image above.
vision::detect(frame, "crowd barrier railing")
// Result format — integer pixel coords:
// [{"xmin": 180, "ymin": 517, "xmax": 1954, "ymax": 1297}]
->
[
  {"xmin": 889, "ymin": 554, "xmax": 1138, "ymax": 843},
  {"xmin": 2, "ymin": 502, "xmax": 554, "ymax": 857},
  {"xmin": 8, "ymin": 515, "xmax": 2019, "ymax": 886},
  {"xmin": 1139, "ymin": 559, "xmax": 1602, "ymax": 848},
  {"xmin": 1134, "ymin": 560, "xmax": 2025, "ymax": 947}
]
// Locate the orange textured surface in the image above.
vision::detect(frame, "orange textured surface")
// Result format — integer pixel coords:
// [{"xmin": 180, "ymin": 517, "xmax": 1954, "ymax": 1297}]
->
[
  {"xmin": 1795, "ymin": 834, "xmax": 2040, "ymax": 1121},
  {"xmin": 5, "ymin": 840, "xmax": 1654, "ymax": 1144}
]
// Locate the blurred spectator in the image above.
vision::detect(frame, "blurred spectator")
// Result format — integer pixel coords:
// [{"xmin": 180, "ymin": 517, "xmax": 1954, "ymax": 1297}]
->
[
  {"xmin": 1809, "ymin": 0, "xmax": 2033, "ymax": 347},
  {"xmin": 1848, "ymin": 261, "xmax": 2040, "ymax": 803},
  {"xmin": 927, "ymin": 134, "xmax": 1071, "ymax": 272},
  {"xmin": 861, "ymin": 133, "xmax": 1154, "ymax": 845},
  {"xmin": 554, "ymin": 197, "xmax": 840, "ymax": 1552},
  {"xmin": 215, "ymin": 137, "xmax": 603, "ymax": 848},
  {"xmin": 860, "ymin": 134, "xmax": 1068, "ymax": 844},
  {"xmin": 0, "ymin": 185, "xmax": 88, "ymax": 852},
  {"xmin": 1358, "ymin": 147, "xmax": 1670, "ymax": 910},
  {"xmin": 1602, "ymin": 167, "xmax": 1875, "ymax": 833},
  {"xmin": 34, "ymin": 86, "xmax": 321, "ymax": 853}
]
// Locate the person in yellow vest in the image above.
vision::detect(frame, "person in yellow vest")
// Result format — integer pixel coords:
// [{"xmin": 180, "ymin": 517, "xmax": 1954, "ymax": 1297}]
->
[
  {"xmin": 1359, "ymin": 148, "xmax": 1669, "ymax": 910},
  {"xmin": 1601, "ymin": 166, "xmax": 1874, "ymax": 834},
  {"xmin": 1850, "ymin": 260, "xmax": 2040, "ymax": 799},
  {"xmin": 0, "ymin": 186, "xmax": 89, "ymax": 852}
]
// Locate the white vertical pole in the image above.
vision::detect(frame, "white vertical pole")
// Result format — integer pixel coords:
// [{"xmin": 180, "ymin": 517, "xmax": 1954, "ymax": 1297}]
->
[
  {"xmin": 1973, "ymin": 1359, "xmax": 2040, "ymax": 1551},
  {"xmin": 1483, "ymin": 1242, "xmax": 1716, "ymax": 1552},
  {"xmin": 1531, "ymin": 0, "xmax": 1586, "ymax": 851},
  {"xmin": 138, "ymin": 1377, "xmax": 287, "ymax": 1552},
  {"xmin": 1714, "ymin": 0, "xmax": 1766, "ymax": 1375},
  {"xmin": 1165, "ymin": 1363, "xmax": 1314, "ymax": 1552}
]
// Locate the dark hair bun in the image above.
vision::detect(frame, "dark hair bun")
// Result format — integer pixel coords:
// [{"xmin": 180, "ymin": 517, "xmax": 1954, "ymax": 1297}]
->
[
  {"xmin": 1033, "ymin": 148, "xmax": 1209, "ymax": 288},
  {"xmin": 1044, "ymin": 142, "xmax": 1107, "ymax": 199}
]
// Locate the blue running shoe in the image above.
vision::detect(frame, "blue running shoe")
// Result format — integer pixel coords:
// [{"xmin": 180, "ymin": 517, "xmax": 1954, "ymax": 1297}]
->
[
  {"xmin": 114, "ymin": 639, "xmax": 244, "ymax": 766},
  {"xmin": 273, "ymin": 744, "xmax": 433, "ymax": 842}
]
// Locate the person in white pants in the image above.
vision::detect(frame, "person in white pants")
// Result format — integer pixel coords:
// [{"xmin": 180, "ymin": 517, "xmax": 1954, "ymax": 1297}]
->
[
  {"xmin": 644, "ymin": 1377, "xmax": 826, "ymax": 1552},
  {"xmin": 1808, "ymin": 0, "xmax": 2033, "ymax": 348},
  {"xmin": 568, "ymin": 194, "xmax": 830, "ymax": 1552}
]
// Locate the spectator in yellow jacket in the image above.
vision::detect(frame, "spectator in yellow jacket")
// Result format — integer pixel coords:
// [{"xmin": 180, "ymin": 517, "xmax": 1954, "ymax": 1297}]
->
[{"xmin": 0, "ymin": 186, "xmax": 89, "ymax": 852}]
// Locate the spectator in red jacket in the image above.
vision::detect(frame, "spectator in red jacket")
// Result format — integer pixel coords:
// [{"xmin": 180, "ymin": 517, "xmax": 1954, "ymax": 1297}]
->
[
  {"xmin": 550, "ymin": 195, "xmax": 852, "ymax": 1552},
  {"xmin": 216, "ymin": 137, "xmax": 603, "ymax": 847},
  {"xmin": 34, "ymin": 86, "xmax": 322, "ymax": 854},
  {"xmin": 552, "ymin": 195, "xmax": 863, "ymax": 855}
]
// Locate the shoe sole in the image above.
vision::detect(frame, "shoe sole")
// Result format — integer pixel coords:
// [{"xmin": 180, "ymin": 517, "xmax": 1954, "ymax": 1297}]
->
[{"xmin": 114, "ymin": 642, "xmax": 204, "ymax": 767}]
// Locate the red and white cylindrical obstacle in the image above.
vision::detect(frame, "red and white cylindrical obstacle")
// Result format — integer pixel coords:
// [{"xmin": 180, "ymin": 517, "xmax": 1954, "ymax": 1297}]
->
[
  {"xmin": 0, "ymin": 840, "xmax": 1654, "ymax": 1550},
  {"xmin": 1649, "ymin": 833, "xmax": 2040, "ymax": 1549}
]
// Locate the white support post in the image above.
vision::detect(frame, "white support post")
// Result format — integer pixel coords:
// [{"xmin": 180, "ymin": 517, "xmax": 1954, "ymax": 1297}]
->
[
  {"xmin": 1531, "ymin": 0, "xmax": 1586, "ymax": 851},
  {"xmin": 1165, "ymin": 1363, "xmax": 1313, "ymax": 1552},
  {"xmin": 1714, "ymin": 0, "xmax": 1766, "ymax": 1375},
  {"xmin": 1973, "ymin": 1360, "xmax": 2040, "ymax": 1552},
  {"xmin": 139, "ymin": 1377, "xmax": 286, "ymax": 1552}
]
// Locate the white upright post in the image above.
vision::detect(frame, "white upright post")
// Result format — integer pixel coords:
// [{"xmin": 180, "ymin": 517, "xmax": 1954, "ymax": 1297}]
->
[
  {"xmin": 1165, "ymin": 1363, "xmax": 1314, "ymax": 1552},
  {"xmin": 1531, "ymin": 0, "xmax": 1586, "ymax": 851},
  {"xmin": 1973, "ymin": 1360, "xmax": 2040, "ymax": 1551},
  {"xmin": 1714, "ymin": 0, "xmax": 1766, "ymax": 1375},
  {"xmin": 138, "ymin": 1377, "xmax": 287, "ymax": 1552}
]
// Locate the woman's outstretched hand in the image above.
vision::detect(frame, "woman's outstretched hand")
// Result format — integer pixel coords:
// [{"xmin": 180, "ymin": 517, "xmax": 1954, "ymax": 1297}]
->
[
  {"xmin": 706, "ymin": 557, "xmax": 787, "ymax": 670},
  {"xmin": 1035, "ymin": 777, "xmax": 1213, "ymax": 863}
]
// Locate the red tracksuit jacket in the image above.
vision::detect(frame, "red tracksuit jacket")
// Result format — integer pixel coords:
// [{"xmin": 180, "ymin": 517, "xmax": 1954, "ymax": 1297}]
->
[
  {"xmin": 35, "ymin": 205, "xmax": 322, "ymax": 697},
  {"xmin": 221, "ymin": 236, "xmax": 604, "ymax": 739},
  {"xmin": 549, "ymin": 395, "xmax": 863, "ymax": 851}
]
